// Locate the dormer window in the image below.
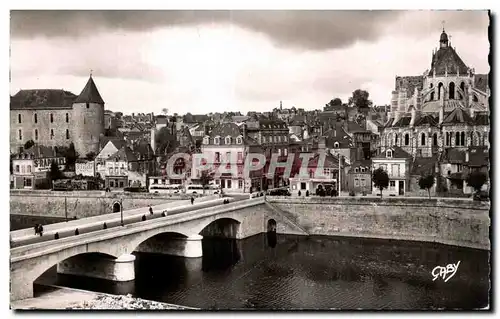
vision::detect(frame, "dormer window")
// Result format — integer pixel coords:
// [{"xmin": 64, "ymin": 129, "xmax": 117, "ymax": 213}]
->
[
  {"xmin": 214, "ymin": 136, "xmax": 220, "ymax": 145},
  {"xmin": 361, "ymin": 167, "xmax": 365, "ymax": 173},
  {"xmin": 386, "ymin": 150, "xmax": 393, "ymax": 158},
  {"xmin": 236, "ymin": 136, "xmax": 243, "ymax": 144},
  {"xmin": 334, "ymin": 142, "xmax": 339, "ymax": 148},
  {"xmin": 203, "ymin": 136, "xmax": 210, "ymax": 145},
  {"xmin": 225, "ymin": 136, "xmax": 231, "ymax": 145},
  {"xmin": 354, "ymin": 168, "xmax": 359, "ymax": 173}
]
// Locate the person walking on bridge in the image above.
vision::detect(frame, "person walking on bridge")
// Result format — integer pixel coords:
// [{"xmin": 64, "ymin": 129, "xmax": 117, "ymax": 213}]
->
[
  {"xmin": 34, "ymin": 224, "xmax": 39, "ymax": 235},
  {"xmin": 191, "ymin": 197, "xmax": 194, "ymax": 205},
  {"xmin": 38, "ymin": 224, "xmax": 44, "ymax": 237},
  {"xmin": 149, "ymin": 205, "xmax": 153, "ymax": 215}
]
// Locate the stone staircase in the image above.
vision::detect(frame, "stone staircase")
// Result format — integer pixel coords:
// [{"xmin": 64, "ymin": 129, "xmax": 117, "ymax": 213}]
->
[{"xmin": 264, "ymin": 202, "xmax": 309, "ymax": 236}]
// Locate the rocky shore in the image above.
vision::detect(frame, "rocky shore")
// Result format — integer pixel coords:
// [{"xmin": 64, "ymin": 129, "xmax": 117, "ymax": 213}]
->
[{"xmin": 71, "ymin": 293, "xmax": 192, "ymax": 310}]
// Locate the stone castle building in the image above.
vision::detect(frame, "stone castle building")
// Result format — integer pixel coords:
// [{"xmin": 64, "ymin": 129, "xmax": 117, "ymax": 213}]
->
[
  {"xmin": 381, "ymin": 28, "xmax": 490, "ymax": 158},
  {"xmin": 10, "ymin": 75, "xmax": 105, "ymax": 157}
]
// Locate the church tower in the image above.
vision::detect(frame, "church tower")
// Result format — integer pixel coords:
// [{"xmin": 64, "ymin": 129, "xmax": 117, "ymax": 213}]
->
[{"xmin": 71, "ymin": 75, "xmax": 105, "ymax": 157}]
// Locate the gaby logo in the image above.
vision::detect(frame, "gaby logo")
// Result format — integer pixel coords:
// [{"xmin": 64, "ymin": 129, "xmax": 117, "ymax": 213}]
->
[{"xmin": 431, "ymin": 261, "xmax": 461, "ymax": 282}]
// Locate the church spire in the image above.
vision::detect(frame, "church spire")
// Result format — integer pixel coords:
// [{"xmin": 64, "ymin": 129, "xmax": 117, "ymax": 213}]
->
[{"xmin": 439, "ymin": 21, "xmax": 449, "ymax": 48}]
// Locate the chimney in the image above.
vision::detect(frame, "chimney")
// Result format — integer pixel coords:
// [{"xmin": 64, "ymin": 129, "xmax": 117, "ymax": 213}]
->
[{"xmin": 150, "ymin": 128, "xmax": 156, "ymax": 155}]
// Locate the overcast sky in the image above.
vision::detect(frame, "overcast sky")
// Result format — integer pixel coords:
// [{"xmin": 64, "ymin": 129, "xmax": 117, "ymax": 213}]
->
[{"xmin": 10, "ymin": 10, "xmax": 490, "ymax": 115}]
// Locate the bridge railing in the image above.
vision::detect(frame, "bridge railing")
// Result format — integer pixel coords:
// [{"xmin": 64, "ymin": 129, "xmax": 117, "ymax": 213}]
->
[
  {"xmin": 11, "ymin": 196, "xmax": 266, "ymax": 262},
  {"xmin": 11, "ymin": 195, "xmax": 221, "ymax": 239}
]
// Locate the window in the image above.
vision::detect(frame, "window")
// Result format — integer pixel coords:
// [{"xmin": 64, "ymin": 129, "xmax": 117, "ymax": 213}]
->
[
  {"xmin": 83, "ymin": 118, "xmax": 86, "ymax": 124},
  {"xmin": 18, "ymin": 114, "xmax": 21, "ymax": 124},
  {"xmin": 66, "ymin": 129, "xmax": 70, "ymax": 139},
  {"xmin": 34, "ymin": 129, "xmax": 38, "ymax": 140},
  {"xmin": 433, "ymin": 133, "xmax": 438, "ymax": 146},
  {"xmin": 386, "ymin": 150, "xmax": 392, "ymax": 158},
  {"xmin": 354, "ymin": 168, "xmax": 359, "ymax": 173},
  {"xmin": 278, "ymin": 148, "xmax": 282, "ymax": 156},
  {"xmin": 395, "ymin": 134, "xmax": 399, "ymax": 145},
  {"xmin": 15, "ymin": 165, "xmax": 19, "ymax": 173},
  {"xmin": 360, "ymin": 167, "xmax": 365, "ymax": 173},
  {"xmin": 460, "ymin": 132, "xmax": 465, "ymax": 146},
  {"xmin": 226, "ymin": 151, "xmax": 231, "ymax": 161},
  {"xmin": 360, "ymin": 179, "xmax": 366, "ymax": 187},
  {"xmin": 455, "ymin": 132, "xmax": 459, "ymax": 146},
  {"xmin": 203, "ymin": 136, "xmax": 209, "ymax": 145},
  {"xmin": 50, "ymin": 113, "xmax": 54, "ymax": 123},
  {"xmin": 390, "ymin": 181, "xmax": 396, "ymax": 188},
  {"xmin": 236, "ymin": 137, "xmax": 243, "ymax": 144},
  {"xmin": 227, "ymin": 180, "xmax": 232, "ymax": 188},
  {"xmin": 27, "ymin": 165, "xmax": 31, "ymax": 173},
  {"xmin": 284, "ymin": 136, "xmax": 287, "ymax": 142},
  {"xmin": 354, "ymin": 179, "xmax": 359, "ymax": 187},
  {"xmin": 392, "ymin": 164, "xmax": 400, "ymax": 177},
  {"xmin": 421, "ymin": 133, "xmax": 426, "ymax": 146},
  {"xmin": 225, "ymin": 136, "xmax": 231, "ymax": 145},
  {"xmin": 449, "ymin": 82, "xmax": 455, "ymax": 99},
  {"xmin": 404, "ymin": 134, "xmax": 409, "ymax": 146},
  {"xmin": 237, "ymin": 152, "xmax": 243, "ymax": 162},
  {"xmin": 214, "ymin": 137, "xmax": 220, "ymax": 145},
  {"xmin": 284, "ymin": 148, "xmax": 288, "ymax": 156},
  {"xmin": 238, "ymin": 180, "xmax": 243, "ymax": 188},
  {"xmin": 262, "ymin": 136, "xmax": 266, "ymax": 143},
  {"xmin": 119, "ymin": 181, "xmax": 124, "ymax": 188},
  {"xmin": 86, "ymin": 103, "xmax": 89, "ymax": 109},
  {"xmin": 115, "ymin": 167, "xmax": 119, "ymax": 175},
  {"xmin": 110, "ymin": 181, "xmax": 114, "ymax": 187},
  {"xmin": 34, "ymin": 113, "xmax": 37, "ymax": 124},
  {"xmin": 215, "ymin": 152, "xmax": 221, "ymax": 162},
  {"xmin": 18, "ymin": 129, "xmax": 22, "ymax": 141},
  {"xmin": 109, "ymin": 168, "xmax": 113, "ymax": 175},
  {"xmin": 66, "ymin": 113, "xmax": 69, "ymax": 123},
  {"xmin": 50, "ymin": 129, "xmax": 54, "ymax": 139},
  {"xmin": 334, "ymin": 142, "xmax": 339, "ymax": 148},
  {"xmin": 25, "ymin": 178, "xmax": 32, "ymax": 187}
]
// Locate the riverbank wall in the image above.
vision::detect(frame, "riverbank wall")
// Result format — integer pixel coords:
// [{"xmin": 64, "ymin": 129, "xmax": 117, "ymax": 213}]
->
[
  {"xmin": 9, "ymin": 190, "xmax": 199, "ymax": 219},
  {"xmin": 267, "ymin": 197, "xmax": 490, "ymax": 250}
]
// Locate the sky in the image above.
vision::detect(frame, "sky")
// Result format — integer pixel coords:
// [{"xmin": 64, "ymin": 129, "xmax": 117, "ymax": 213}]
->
[{"xmin": 10, "ymin": 10, "xmax": 490, "ymax": 115}]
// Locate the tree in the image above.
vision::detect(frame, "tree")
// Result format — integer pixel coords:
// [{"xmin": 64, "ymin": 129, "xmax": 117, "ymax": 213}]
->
[
  {"xmin": 466, "ymin": 171, "xmax": 488, "ymax": 194},
  {"xmin": 49, "ymin": 161, "xmax": 63, "ymax": 182},
  {"xmin": 199, "ymin": 170, "xmax": 213, "ymax": 194},
  {"xmin": 324, "ymin": 98, "xmax": 343, "ymax": 111},
  {"xmin": 418, "ymin": 174, "xmax": 435, "ymax": 199},
  {"xmin": 85, "ymin": 152, "xmax": 96, "ymax": 161},
  {"xmin": 64, "ymin": 142, "xmax": 78, "ymax": 170},
  {"xmin": 161, "ymin": 108, "xmax": 169, "ymax": 115},
  {"xmin": 372, "ymin": 167, "xmax": 389, "ymax": 198},
  {"xmin": 24, "ymin": 140, "xmax": 35, "ymax": 150},
  {"xmin": 348, "ymin": 89, "xmax": 372, "ymax": 110}
]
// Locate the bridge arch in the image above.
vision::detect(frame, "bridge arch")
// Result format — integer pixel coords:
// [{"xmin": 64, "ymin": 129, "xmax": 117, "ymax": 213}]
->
[
  {"xmin": 199, "ymin": 218, "xmax": 241, "ymax": 239},
  {"xmin": 14, "ymin": 249, "xmax": 120, "ymax": 301}
]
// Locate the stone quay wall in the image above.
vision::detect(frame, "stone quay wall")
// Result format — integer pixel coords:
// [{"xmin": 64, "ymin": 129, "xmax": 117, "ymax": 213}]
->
[
  {"xmin": 267, "ymin": 197, "xmax": 490, "ymax": 250},
  {"xmin": 9, "ymin": 190, "xmax": 194, "ymax": 219}
]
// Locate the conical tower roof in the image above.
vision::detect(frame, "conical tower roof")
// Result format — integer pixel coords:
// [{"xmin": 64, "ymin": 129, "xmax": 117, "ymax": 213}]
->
[{"xmin": 74, "ymin": 75, "xmax": 105, "ymax": 104}]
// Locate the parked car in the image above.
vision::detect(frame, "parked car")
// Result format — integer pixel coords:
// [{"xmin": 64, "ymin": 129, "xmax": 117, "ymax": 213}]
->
[{"xmin": 473, "ymin": 191, "xmax": 489, "ymax": 201}]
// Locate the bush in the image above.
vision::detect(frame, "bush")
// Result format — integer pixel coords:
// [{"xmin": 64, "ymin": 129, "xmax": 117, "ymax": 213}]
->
[{"xmin": 349, "ymin": 191, "xmax": 356, "ymax": 196}]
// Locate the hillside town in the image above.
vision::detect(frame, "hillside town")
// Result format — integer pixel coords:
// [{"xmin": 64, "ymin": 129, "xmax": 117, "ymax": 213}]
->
[{"xmin": 9, "ymin": 28, "xmax": 490, "ymax": 200}]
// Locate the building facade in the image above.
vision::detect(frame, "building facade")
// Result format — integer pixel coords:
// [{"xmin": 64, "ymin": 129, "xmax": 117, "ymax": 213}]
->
[{"xmin": 10, "ymin": 75, "xmax": 105, "ymax": 156}]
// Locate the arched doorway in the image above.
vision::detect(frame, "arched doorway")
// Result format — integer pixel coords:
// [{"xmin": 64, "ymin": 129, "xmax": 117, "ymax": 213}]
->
[
  {"xmin": 267, "ymin": 219, "xmax": 277, "ymax": 248},
  {"xmin": 267, "ymin": 219, "xmax": 277, "ymax": 232},
  {"xmin": 113, "ymin": 202, "xmax": 121, "ymax": 213},
  {"xmin": 433, "ymin": 133, "xmax": 438, "ymax": 146}
]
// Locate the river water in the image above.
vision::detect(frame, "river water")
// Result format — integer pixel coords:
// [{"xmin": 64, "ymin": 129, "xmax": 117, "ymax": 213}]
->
[{"xmin": 37, "ymin": 233, "xmax": 490, "ymax": 310}]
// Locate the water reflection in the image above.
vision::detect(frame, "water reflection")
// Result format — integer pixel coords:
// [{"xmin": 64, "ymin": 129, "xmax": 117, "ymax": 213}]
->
[{"xmin": 38, "ymin": 234, "xmax": 490, "ymax": 309}]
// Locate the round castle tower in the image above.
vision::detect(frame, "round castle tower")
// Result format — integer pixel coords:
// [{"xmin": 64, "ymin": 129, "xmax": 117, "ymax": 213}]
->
[{"xmin": 71, "ymin": 75, "xmax": 105, "ymax": 157}]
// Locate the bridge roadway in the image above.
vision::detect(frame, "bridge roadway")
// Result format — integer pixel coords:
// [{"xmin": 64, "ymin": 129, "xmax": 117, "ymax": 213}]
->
[{"xmin": 10, "ymin": 195, "xmax": 235, "ymax": 248}]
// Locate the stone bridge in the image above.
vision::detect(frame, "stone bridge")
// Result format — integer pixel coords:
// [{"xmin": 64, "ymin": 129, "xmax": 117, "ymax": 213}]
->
[{"xmin": 10, "ymin": 197, "xmax": 306, "ymax": 301}]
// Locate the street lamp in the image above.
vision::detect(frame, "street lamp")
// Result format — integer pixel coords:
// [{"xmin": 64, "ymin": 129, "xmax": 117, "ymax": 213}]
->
[{"xmin": 120, "ymin": 198, "xmax": 124, "ymax": 226}]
